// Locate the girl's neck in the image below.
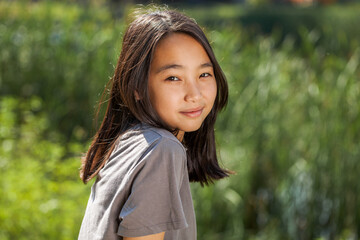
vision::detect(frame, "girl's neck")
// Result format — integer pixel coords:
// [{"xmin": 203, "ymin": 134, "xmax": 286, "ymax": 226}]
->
[{"xmin": 176, "ymin": 131, "xmax": 185, "ymax": 142}]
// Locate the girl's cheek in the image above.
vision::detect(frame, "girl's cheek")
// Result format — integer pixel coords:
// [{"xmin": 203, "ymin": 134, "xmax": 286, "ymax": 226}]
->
[{"xmin": 206, "ymin": 80, "xmax": 217, "ymax": 101}]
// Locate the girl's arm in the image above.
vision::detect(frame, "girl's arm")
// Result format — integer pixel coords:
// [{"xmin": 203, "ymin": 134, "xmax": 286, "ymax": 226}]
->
[{"xmin": 123, "ymin": 232, "xmax": 165, "ymax": 240}]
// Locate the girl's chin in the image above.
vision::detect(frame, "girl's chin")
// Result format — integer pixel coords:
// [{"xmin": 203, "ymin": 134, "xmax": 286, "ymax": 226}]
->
[{"xmin": 178, "ymin": 125, "xmax": 203, "ymax": 133}]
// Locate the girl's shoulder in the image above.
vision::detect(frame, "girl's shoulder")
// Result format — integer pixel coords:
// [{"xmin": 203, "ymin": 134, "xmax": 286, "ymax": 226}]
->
[
  {"xmin": 100, "ymin": 123, "xmax": 187, "ymax": 181},
  {"xmin": 112, "ymin": 123, "xmax": 186, "ymax": 160}
]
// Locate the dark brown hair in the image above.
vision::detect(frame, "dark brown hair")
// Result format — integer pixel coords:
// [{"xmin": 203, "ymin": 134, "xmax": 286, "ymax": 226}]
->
[{"xmin": 80, "ymin": 6, "xmax": 230, "ymax": 185}]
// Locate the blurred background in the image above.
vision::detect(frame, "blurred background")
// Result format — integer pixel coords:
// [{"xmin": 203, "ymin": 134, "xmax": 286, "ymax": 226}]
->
[{"xmin": 1, "ymin": 0, "xmax": 360, "ymax": 239}]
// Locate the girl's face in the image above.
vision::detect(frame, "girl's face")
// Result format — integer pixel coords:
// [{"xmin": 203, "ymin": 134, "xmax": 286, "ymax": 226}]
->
[{"xmin": 148, "ymin": 33, "xmax": 217, "ymax": 140}]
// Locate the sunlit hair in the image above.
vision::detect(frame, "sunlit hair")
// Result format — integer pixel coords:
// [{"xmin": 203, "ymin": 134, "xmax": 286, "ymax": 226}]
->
[{"xmin": 80, "ymin": 6, "xmax": 230, "ymax": 185}]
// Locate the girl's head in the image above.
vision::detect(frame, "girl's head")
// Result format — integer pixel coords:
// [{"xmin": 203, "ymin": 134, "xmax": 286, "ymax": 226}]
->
[
  {"xmin": 81, "ymin": 7, "xmax": 229, "ymax": 185},
  {"xmin": 148, "ymin": 32, "xmax": 217, "ymax": 140},
  {"xmin": 112, "ymin": 7, "xmax": 227, "ymax": 134}
]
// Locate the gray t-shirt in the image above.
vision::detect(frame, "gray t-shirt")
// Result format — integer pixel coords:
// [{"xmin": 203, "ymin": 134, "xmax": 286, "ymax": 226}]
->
[{"xmin": 78, "ymin": 123, "xmax": 196, "ymax": 240}]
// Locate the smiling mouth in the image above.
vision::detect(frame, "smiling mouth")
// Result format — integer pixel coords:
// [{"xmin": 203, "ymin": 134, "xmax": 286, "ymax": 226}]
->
[{"xmin": 180, "ymin": 108, "xmax": 204, "ymax": 118}]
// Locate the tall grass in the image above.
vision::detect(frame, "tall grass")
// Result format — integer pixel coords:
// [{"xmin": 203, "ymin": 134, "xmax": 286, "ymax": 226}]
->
[{"xmin": 0, "ymin": 2, "xmax": 124, "ymax": 141}]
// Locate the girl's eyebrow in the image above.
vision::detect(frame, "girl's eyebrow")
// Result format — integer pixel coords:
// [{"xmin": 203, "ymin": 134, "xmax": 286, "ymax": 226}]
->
[
  {"xmin": 156, "ymin": 64, "xmax": 182, "ymax": 73},
  {"xmin": 156, "ymin": 62, "xmax": 213, "ymax": 73},
  {"xmin": 200, "ymin": 62, "xmax": 213, "ymax": 69}
]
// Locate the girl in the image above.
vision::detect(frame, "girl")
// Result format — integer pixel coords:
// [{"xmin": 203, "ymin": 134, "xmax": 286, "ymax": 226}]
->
[{"xmin": 78, "ymin": 6, "xmax": 229, "ymax": 240}]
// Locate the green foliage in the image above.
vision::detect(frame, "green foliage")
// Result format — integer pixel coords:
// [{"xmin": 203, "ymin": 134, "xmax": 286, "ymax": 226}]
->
[
  {"xmin": 0, "ymin": 1, "xmax": 124, "ymax": 141},
  {"xmin": 1, "ymin": 1, "xmax": 360, "ymax": 240},
  {"xmin": 186, "ymin": 3, "xmax": 360, "ymax": 57},
  {"xmin": 193, "ymin": 25, "xmax": 360, "ymax": 239},
  {"xmin": 0, "ymin": 97, "xmax": 91, "ymax": 239}
]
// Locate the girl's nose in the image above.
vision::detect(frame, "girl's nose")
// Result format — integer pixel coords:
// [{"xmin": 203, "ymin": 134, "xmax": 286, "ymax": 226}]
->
[{"xmin": 184, "ymin": 80, "xmax": 202, "ymax": 102}]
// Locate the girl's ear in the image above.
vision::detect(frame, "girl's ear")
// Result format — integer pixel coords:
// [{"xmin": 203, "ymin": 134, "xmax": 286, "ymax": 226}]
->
[{"xmin": 134, "ymin": 91, "xmax": 141, "ymax": 101}]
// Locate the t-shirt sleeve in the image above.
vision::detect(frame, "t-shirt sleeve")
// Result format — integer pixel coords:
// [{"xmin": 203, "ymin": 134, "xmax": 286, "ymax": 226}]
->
[{"xmin": 117, "ymin": 137, "xmax": 188, "ymax": 237}]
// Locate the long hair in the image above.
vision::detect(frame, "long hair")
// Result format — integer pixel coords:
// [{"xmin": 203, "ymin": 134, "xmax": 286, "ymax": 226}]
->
[{"xmin": 80, "ymin": 6, "xmax": 230, "ymax": 185}]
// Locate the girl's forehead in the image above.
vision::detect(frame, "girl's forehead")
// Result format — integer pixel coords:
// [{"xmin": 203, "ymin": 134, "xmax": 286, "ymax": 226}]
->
[
  {"xmin": 149, "ymin": 33, "xmax": 212, "ymax": 74},
  {"xmin": 154, "ymin": 33, "xmax": 208, "ymax": 58},
  {"xmin": 157, "ymin": 32, "xmax": 198, "ymax": 47}
]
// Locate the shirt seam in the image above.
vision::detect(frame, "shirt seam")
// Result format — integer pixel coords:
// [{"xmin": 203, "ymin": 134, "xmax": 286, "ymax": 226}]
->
[
  {"xmin": 146, "ymin": 128, "xmax": 187, "ymax": 156},
  {"xmin": 118, "ymin": 219, "xmax": 187, "ymax": 231}
]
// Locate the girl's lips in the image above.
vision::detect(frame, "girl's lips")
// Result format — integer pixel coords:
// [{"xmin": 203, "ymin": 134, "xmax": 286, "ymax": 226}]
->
[{"xmin": 180, "ymin": 108, "xmax": 203, "ymax": 118}]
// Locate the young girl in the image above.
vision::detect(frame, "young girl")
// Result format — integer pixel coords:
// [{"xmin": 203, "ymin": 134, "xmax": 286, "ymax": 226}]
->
[{"xmin": 78, "ymin": 6, "xmax": 229, "ymax": 240}]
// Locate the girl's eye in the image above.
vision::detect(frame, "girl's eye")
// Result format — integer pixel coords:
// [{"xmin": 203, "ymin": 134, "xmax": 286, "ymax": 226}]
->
[
  {"xmin": 200, "ymin": 73, "xmax": 212, "ymax": 78},
  {"xmin": 166, "ymin": 76, "xmax": 180, "ymax": 81}
]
